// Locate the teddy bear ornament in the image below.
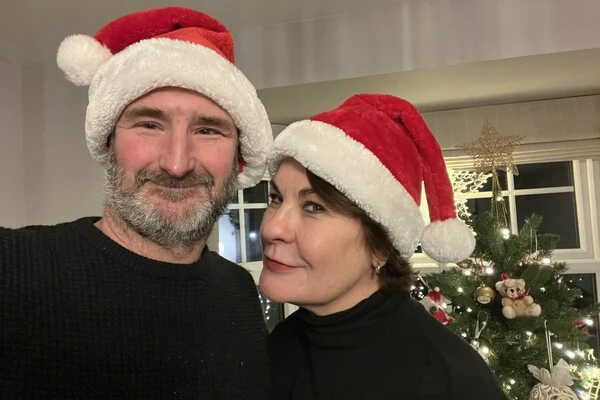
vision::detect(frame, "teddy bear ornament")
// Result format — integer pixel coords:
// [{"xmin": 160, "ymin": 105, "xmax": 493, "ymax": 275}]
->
[
  {"xmin": 495, "ymin": 274, "xmax": 542, "ymax": 319},
  {"xmin": 528, "ymin": 359, "xmax": 578, "ymax": 400}
]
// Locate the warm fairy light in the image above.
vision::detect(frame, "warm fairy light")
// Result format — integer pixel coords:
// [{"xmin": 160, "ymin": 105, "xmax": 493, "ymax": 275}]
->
[
  {"xmin": 458, "ymin": 287, "xmax": 464, "ymax": 293},
  {"xmin": 554, "ymin": 343, "xmax": 563, "ymax": 349},
  {"xmin": 583, "ymin": 318, "xmax": 594, "ymax": 326},
  {"xmin": 485, "ymin": 267, "xmax": 495, "ymax": 275},
  {"xmin": 541, "ymin": 257, "xmax": 551, "ymax": 265},
  {"xmin": 525, "ymin": 331, "xmax": 533, "ymax": 337},
  {"xmin": 564, "ymin": 350, "xmax": 576, "ymax": 359},
  {"xmin": 466, "ymin": 307, "xmax": 473, "ymax": 313},
  {"xmin": 463, "ymin": 270, "xmax": 472, "ymax": 276}
]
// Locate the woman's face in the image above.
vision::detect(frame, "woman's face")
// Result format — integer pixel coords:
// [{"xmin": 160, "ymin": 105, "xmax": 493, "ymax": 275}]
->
[{"xmin": 259, "ymin": 158, "xmax": 381, "ymax": 316}]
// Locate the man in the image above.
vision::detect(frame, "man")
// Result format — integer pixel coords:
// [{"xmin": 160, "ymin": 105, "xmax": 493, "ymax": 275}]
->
[{"xmin": 0, "ymin": 7, "xmax": 272, "ymax": 399}]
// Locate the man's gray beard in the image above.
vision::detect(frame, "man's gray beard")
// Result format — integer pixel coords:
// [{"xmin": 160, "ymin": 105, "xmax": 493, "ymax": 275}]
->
[{"xmin": 103, "ymin": 149, "xmax": 237, "ymax": 250}]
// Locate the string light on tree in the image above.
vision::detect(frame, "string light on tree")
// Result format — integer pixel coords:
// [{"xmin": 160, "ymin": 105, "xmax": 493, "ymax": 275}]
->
[{"xmin": 411, "ymin": 121, "xmax": 600, "ymax": 399}]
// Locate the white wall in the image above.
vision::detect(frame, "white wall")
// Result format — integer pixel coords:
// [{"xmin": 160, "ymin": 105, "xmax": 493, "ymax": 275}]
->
[
  {"xmin": 0, "ymin": 61, "xmax": 25, "ymax": 227},
  {"xmin": 237, "ymin": 0, "xmax": 600, "ymax": 88},
  {"xmin": 21, "ymin": 63, "xmax": 104, "ymax": 226}
]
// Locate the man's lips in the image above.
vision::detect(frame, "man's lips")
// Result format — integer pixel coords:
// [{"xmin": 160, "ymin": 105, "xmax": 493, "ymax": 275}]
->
[{"xmin": 264, "ymin": 256, "xmax": 297, "ymax": 272}]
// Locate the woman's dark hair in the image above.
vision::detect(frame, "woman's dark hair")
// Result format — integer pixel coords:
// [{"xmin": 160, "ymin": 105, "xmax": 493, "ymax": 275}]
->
[{"xmin": 306, "ymin": 169, "xmax": 415, "ymax": 293}]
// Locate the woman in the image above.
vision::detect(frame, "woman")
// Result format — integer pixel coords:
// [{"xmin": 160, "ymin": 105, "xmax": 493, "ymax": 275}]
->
[{"xmin": 259, "ymin": 94, "xmax": 507, "ymax": 399}]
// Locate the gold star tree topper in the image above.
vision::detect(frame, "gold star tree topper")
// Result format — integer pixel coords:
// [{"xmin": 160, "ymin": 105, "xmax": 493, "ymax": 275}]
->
[{"xmin": 458, "ymin": 120, "xmax": 525, "ymax": 175}]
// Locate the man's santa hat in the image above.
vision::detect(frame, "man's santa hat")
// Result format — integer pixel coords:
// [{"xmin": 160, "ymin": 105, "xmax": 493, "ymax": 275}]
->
[
  {"xmin": 56, "ymin": 6, "xmax": 272, "ymax": 189},
  {"xmin": 269, "ymin": 94, "xmax": 475, "ymax": 262}
]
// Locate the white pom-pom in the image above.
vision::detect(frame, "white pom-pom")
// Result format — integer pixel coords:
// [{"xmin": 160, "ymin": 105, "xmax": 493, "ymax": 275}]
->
[
  {"xmin": 57, "ymin": 34, "xmax": 112, "ymax": 86},
  {"xmin": 421, "ymin": 218, "xmax": 476, "ymax": 263}
]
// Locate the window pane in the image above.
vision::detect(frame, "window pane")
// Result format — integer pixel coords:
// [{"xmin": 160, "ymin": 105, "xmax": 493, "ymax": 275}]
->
[
  {"xmin": 245, "ymin": 209, "xmax": 265, "ymax": 262},
  {"xmin": 229, "ymin": 191, "xmax": 239, "ymax": 205},
  {"xmin": 259, "ymin": 290, "xmax": 285, "ymax": 333},
  {"xmin": 478, "ymin": 170, "xmax": 507, "ymax": 192},
  {"xmin": 218, "ymin": 210, "xmax": 241, "ymax": 263},
  {"xmin": 514, "ymin": 162, "xmax": 573, "ymax": 190},
  {"xmin": 516, "ymin": 193, "xmax": 579, "ymax": 249},
  {"xmin": 466, "ymin": 197, "xmax": 509, "ymax": 219},
  {"xmin": 563, "ymin": 273, "xmax": 599, "ymax": 356},
  {"xmin": 244, "ymin": 181, "xmax": 269, "ymax": 203}
]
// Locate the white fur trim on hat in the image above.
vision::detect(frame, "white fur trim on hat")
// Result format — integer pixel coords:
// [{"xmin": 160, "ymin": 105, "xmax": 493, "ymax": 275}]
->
[
  {"xmin": 270, "ymin": 119, "xmax": 424, "ymax": 259},
  {"xmin": 421, "ymin": 218, "xmax": 476, "ymax": 262},
  {"xmin": 57, "ymin": 35, "xmax": 112, "ymax": 87},
  {"xmin": 86, "ymin": 37, "xmax": 272, "ymax": 189}
]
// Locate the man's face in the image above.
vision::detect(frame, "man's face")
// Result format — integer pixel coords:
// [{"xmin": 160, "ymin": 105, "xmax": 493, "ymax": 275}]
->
[{"xmin": 104, "ymin": 87, "xmax": 239, "ymax": 249}]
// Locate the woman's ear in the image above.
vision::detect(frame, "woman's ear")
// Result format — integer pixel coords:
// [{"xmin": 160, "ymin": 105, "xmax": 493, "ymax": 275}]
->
[{"xmin": 371, "ymin": 253, "xmax": 388, "ymax": 270}]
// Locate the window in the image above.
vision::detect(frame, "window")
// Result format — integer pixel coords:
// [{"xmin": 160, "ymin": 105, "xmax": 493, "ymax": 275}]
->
[
  {"xmin": 218, "ymin": 179, "xmax": 289, "ymax": 323},
  {"xmin": 461, "ymin": 161, "xmax": 579, "ymax": 249},
  {"xmin": 259, "ymin": 290, "xmax": 285, "ymax": 333},
  {"xmin": 218, "ymin": 181, "xmax": 269, "ymax": 264}
]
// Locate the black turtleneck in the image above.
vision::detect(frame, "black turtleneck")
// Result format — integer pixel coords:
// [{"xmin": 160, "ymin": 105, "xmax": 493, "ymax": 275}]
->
[
  {"xmin": 0, "ymin": 217, "xmax": 270, "ymax": 399},
  {"xmin": 269, "ymin": 290, "xmax": 507, "ymax": 400}
]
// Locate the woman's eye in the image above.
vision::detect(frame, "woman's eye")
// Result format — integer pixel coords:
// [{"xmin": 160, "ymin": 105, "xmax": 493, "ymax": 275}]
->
[
  {"xmin": 304, "ymin": 201, "xmax": 326, "ymax": 213},
  {"xmin": 268, "ymin": 193, "xmax": 282, "ymax": 205}
]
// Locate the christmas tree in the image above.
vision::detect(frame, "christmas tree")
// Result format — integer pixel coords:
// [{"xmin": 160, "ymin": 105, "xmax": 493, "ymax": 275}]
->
[{"xmin": 412, "ymin": 122, "xmax": 600, "ymax": 399}]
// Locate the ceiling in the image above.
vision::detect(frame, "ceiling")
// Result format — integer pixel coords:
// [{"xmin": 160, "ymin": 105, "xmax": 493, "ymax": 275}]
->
[{"xmin": 0, "ymin": 0, "xmax": 402, "ymax": 66}]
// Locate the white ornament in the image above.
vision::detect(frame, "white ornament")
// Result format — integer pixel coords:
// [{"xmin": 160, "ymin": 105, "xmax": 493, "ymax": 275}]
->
[
  {"xmin": 450, "ymin": 170, "xmax": 491, "ymax": 220},
  {"xmin": 528, "ymin": 359, "xmax": 579, "ymax": 400}
]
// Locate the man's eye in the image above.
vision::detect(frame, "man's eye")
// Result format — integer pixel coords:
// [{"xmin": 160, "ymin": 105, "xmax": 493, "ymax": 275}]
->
[
  {"xmin": 139, "ymin": 122, "xmax": 159, "ymax": 129},
  {"xmin": 196, "ymin": 128, "xmax": 220, "ymax": 135}
]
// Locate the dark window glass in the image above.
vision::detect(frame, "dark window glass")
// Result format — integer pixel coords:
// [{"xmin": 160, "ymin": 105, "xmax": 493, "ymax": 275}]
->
[
  {"xmin": 259, "ymin": 290, "xmax": 285, "ymax": 333},
  {"xmin": 516, "ymin": 193, "xmax": 579, "ymax": 249},
  {"xmin": 514, "ymin": 162, "xmax": 573, "ymax": 190},
  {"xmin": 245, "ymin": 209, "xmax": 265, "ymax": 262},
  {"xmin": 466, "ymin": 197, "xmax": 510, "ymax": 220},
  {"xmin": 243, "ymin": 181, "xmax": 269, "ymax": 203},
  {"xmin": 479, "ymin": 170, "xmax": 507, "ymax": 192}
]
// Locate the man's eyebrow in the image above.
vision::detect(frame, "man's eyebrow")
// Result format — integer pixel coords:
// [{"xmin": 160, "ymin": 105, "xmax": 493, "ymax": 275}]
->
[
  {"xmin": 120, "ymin": 106, "xmax": 166, "ymax": 121},
  {"xmin": 191, "ymin": 114, "xmax": 237, "ymax": 132}
]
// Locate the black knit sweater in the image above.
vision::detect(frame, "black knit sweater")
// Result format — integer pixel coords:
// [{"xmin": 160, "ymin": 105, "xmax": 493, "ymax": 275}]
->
[
  {"xmin": 269, "ymin": 290, "xmax": 507, "ymax": 400},
  {"xmin": 0, "ymin": 217, "xmax": 270, "ymax": 399}
]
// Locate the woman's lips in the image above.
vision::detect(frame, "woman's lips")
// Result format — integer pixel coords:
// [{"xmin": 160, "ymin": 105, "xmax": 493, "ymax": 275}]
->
[{"xmin": 264, "ymin": 256, "xmax": 297, "ymax": 272}]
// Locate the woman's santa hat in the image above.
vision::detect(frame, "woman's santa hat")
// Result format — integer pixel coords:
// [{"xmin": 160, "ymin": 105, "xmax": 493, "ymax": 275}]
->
[
  {"xmin": 269, "ymin": 94, "xmax": 475, "ymax": 262},
  {"xmin": 56, "ymin": 6, "xmax": 272, "ymax": 189}
]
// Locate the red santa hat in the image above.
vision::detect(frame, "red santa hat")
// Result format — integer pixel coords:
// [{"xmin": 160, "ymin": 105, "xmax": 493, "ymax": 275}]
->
[
  {"xmin": 56, "ymin": 7, "xmax": 272, "ymax": 189},
  {"xmin": 269, "ymin": 94, "xmax": 475, "ymax": 262}
]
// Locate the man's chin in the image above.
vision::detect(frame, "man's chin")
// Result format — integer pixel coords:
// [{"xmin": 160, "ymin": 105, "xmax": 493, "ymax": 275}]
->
[{"xmin": 146, "ymin": 186, "xmax": 207, "ymax": 203}]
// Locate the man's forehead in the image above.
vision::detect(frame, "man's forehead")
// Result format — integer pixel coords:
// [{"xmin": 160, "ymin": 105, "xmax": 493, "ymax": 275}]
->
[{"xmin": 120, "ymin": 87, "xmax": 236, "ymax": 124}]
